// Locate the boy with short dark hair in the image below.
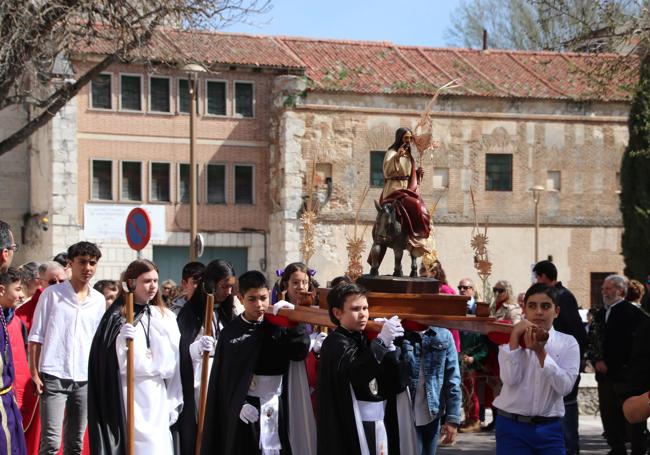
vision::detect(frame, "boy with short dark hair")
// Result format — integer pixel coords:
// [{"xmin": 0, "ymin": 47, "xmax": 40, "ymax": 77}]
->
[
  {"xmin": 29, "ymin": 241, "xmax": 106, "ymax": 455},
  {"xmin": 0, "ymin": 267, "xmax": 28, "ymax": 454},
  {"xmin": 201, "ymin": 271, "xmax": 313, "ymax": 455},
  {"xmin": 318, "ymin": 282, "xmax": 416, "ymax": 455},
  {"xmin": 493, "ymin": 283, "xmax": 580, "ymax": 455}
]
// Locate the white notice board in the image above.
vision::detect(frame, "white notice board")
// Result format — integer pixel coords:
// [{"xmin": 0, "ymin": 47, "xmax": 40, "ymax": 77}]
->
[{"xmin": 84, "ymin": 203, "xmax": 166, "ymax": 241}]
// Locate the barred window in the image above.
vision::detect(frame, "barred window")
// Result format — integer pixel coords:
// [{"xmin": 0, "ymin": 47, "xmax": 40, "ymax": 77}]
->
[{"xmin": 485, "ymin": 154, "xmax": 512, "ymax": 191}]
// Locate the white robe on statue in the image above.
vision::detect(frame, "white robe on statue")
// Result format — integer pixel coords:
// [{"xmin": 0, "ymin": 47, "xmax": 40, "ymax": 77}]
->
[{"xmin": 117, "ymin": 306, "xmax": 183, "ymax": 455}]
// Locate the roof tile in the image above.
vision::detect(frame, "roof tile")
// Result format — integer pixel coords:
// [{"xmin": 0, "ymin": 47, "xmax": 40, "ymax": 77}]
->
[{"xmin": 76, "ymin": 29, "xmax": 638, "ymax": 102}]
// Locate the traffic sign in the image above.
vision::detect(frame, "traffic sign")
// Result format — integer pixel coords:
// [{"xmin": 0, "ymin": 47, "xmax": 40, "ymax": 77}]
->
[{"xmin": 125, "ymin": 208, "xmax": 152, "ymax": 251}]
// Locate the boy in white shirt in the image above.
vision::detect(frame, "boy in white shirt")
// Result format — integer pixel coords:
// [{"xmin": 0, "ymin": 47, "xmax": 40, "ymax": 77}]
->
[{"xmin": 493, "ymin": 283, "xmax": 580, "ymax": 455}]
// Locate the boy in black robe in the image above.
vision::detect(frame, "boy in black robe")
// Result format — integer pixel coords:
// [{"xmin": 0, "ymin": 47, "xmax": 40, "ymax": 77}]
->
[
  {"xmin": 200, "ymin": 270, "xmax": 310, "ymax": 455},
  {"xmin": 317, "ymin": 282, "xmax": 414, "ymax": 455}
]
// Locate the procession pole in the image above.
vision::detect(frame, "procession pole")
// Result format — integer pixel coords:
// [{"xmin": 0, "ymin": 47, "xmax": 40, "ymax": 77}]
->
[
  {"xmin": 195, "ymin": 293, "xmax": 215, "ymax": 455},
  {"xmin": 125, "ymin": 291, "xmax": 135, "ymax": 455}
]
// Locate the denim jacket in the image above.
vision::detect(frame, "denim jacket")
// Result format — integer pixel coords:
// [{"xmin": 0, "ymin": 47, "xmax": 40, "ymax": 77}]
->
[{"xmin": 398, "ymin": 327, "xmax": 462, "ymax": 425}]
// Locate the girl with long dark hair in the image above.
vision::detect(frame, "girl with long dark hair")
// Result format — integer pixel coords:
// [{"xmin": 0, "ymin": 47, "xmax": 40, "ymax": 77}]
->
[{"xmin": 175, "ymin": 259, "xmax": 241, "ymax": 455}]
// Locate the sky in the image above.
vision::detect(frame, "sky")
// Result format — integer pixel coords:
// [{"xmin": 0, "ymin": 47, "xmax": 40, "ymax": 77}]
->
[{"xmin": 221, "ymin": 0, "xmax": 463, "ymax": 48}]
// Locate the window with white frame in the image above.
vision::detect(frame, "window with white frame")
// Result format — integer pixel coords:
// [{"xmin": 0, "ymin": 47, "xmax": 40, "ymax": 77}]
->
[
  {"xmin": 178, "ymin": 79, "xmax": 199, "ymax": 114},
  {"xmin": 120, "ymin": 75, "xmax": 142, "ymax": 111},
  {"xmin": 178, "ymin": 163, "xmax": 199, "ymax": 204},
  {"xmin": 91, "ymin": 160, "xmax": 113, "ymax": 200},
  {"xmin": 149, "ymin": 76, "xmax": 170, "ymax": 113},
  {"xmin": 150, "ymin": 162, "xmax": 170, "ymax": 202},
  {"xmin": 91, "ymin": 74, "xmax": 112, "ymax": 109},
  {"xmin": 121, "ymin": 161, "xmax": 142, "ymax": 201},
  {"xmin": 207, "ymin": 164, "xmax": 226, "ymax": 204},
  {"xmin": 234, "ymin": 164, "xmax": 254, "ymax": 204},
  {"xmin": 206, "ymin": 80, "xmax": 227, "ymax": 116},
  {"xmin": 234, "ymin": 82, "xmax": 254, "ymax": 118}
]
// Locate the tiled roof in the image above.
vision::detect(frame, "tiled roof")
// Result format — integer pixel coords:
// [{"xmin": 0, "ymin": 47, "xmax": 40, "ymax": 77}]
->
[{"xmin": 78, "ymin": 29, "xmax": 638, "ymax": 101}]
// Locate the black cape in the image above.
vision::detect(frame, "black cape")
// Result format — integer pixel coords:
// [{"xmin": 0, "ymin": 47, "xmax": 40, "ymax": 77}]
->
[
  {"xmin": 316, "ymin": 327, "xmax": 409, "ymax": 455},
  {"xmin": 200, "ymin": 316, "xmax": 310, "ymax": 455},
  {"xmin": 87, "ymin": 298, "xmax": 146, "ymax": 455},
  {"xmin": 175, "ymin": 291, "xmax": 236, "ymax": 455}
]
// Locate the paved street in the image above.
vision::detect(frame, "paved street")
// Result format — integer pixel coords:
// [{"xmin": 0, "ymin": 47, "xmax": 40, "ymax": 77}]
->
[{"xmin": 438, "ymin": 414, "xmax": 609, "ymax": 454}]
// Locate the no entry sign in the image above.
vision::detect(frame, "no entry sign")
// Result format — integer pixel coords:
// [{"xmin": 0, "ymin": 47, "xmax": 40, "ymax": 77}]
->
[{"xmin": 125, "ymin": 208, "xmax": 152, "ymax": 251}]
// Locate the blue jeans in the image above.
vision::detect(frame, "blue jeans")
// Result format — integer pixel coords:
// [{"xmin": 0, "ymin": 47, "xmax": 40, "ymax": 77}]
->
[
  {"xmin": 416, "ymin": 417, "xmax": 442, "ymax": 455},
  {"xmin": 496, "ymin": 414, "xmax": 565, "ymax": 455},
  {"xmin": 562, "ymin": 401, "xmax": 579, "ymax": 455}
]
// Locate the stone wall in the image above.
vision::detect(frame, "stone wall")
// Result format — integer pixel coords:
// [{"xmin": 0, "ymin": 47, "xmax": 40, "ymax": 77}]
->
[{"xmin": 269, "ymin": 81, "xmax": 628, "ymax": 302}]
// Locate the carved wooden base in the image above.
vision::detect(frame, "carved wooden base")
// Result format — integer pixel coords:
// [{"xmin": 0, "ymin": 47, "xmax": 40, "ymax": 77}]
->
[{"xmin": 356, "ymin": 275, "xmax": 440, "ymax": 294}]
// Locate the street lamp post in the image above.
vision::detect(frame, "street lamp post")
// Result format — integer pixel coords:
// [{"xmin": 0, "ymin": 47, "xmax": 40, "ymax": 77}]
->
[
  {"xmin": 182, "ymin": 63, "xmax": 206, "ymax": 261},
  {"xmin": 530, "ymin": 185, "xmax": 545, "ymax": 263}
]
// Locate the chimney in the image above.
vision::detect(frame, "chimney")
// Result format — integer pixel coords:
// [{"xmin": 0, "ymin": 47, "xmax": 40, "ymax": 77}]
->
[{"xmin": 482, "ymin": 29, "xmax": 488, "ymax": 50}]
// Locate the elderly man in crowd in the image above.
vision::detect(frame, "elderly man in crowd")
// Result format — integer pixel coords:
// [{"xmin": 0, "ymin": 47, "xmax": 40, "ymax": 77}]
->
[{"xmin": 589, "ymin": 274, "xmax": 649, "ymax": 455}]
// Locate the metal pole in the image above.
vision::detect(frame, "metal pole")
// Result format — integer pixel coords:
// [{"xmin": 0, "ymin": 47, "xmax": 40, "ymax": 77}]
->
[
  {"xmin": 189, "ymin": 73, "xmax": 198, "ymax": 261},
  {"xmin": 534, "ymin": 196, "xmax": 539, "ymax": 263}
]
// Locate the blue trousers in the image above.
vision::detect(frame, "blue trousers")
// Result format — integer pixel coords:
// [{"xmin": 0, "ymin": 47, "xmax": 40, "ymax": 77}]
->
[
  {"xmin": 416, "ymin": 417, "xmax": 442, "ymax": 455},
  {"xmin": 562, "ymin": 401, "xmax": 579, "ymax": 455},
  {"xmin": 496, "ymin": 414, "xmax": 565, "ymax": 455}
]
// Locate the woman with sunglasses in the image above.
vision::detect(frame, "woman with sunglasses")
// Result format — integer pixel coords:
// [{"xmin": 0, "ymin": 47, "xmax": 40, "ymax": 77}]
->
[{"xmin": 490, "ymin": 280, "xmax": 522, "ymax": 324}]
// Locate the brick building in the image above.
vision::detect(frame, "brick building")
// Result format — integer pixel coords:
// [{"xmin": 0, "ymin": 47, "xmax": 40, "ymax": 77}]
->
[{"xmin": 0, "ymin": 30, "xmax": 636, "ymax": 306}]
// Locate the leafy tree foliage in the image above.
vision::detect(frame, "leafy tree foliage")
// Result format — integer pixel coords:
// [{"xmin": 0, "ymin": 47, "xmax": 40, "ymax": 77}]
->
[{"xmin": 620, "ymin": 55, "xmax": 650, "ymax": 280}]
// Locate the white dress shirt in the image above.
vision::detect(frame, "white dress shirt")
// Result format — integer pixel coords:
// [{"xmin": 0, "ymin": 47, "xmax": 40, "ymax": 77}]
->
[
  {"xmin": 28, "ymin": 280, "xmax": 106, "ymax": 381},
  {"xmin": 492, "ymin": 328, "xmax": 579, "ymax": 417}
]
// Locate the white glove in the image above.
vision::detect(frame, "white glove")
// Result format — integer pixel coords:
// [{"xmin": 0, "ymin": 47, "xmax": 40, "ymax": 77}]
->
[
  {"xmin": 272, "ymin": 300, "xmax": 295, "ymax": 315},
  {"xmin": 189, "ymin": 335, "xmax": 215, "ymax": 361},
  {"xmin": 169, "ymin": 408, "xmax": 179, "ymax": 426},
  {"xmin": 377, "ymin": 315, "xmax": 404, "ymax": 349},
  {"xmin": 310, "ymin": 332, "xmax": 327, "ymax": 354},
  {"xmin": 239, "ymin": 403, "xmax": 260, "ymax": 423},
  {"xmin": 117, "ymin": 323, "xmax": 136, "ymax": 346}
]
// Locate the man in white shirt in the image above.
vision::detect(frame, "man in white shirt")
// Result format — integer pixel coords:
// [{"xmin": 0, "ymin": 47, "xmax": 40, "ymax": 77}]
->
[
  {"xmin": 493, "ymin": 283, "xmax": 580, "ymax": 455},
  {"xmin": 28, "ymin": 242, "xmax": 106, "ymax": 455}
]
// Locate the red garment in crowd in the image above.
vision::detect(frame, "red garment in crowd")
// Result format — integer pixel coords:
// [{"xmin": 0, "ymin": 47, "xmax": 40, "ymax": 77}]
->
[
  {"xmin": 6, "ymin": 311, "xmax": 40, "ymax": 455},
  {"xmin": 16, "ymin": 288, "xmax": 42, "ymax": 333},
  {"xmin": 438, "ymin": 284, "xmax": 461, "ymax": 352},
  {"xmin": 462, "ymin": 370, "xmax": 480, "ymax": 421}
]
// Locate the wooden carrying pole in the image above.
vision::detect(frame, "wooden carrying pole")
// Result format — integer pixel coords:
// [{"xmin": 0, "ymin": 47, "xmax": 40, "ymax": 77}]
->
[
  {"xmin": 125, "ymin": 292, "xmax": 135, "ymax": 455},
  {"xmin": 195, "ymin": 293, "xmax": 215, "ymax": 455}
]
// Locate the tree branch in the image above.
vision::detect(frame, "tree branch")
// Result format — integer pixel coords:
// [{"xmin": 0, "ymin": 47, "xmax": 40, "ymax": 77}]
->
[{"xmin": 0, "ymin": 21, "xmax": 159, "ymax": 157}]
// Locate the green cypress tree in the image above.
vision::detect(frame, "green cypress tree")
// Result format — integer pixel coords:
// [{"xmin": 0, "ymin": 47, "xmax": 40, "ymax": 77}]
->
[{"xmin": 620, "ymin": 55, "xmax": 650, "ymax": 280}]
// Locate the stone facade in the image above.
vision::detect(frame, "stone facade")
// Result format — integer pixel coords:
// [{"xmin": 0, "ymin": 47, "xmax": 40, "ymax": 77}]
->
[{"xmin": 268, "ymin": 85, "xmax": 629, "ymax": 305}]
